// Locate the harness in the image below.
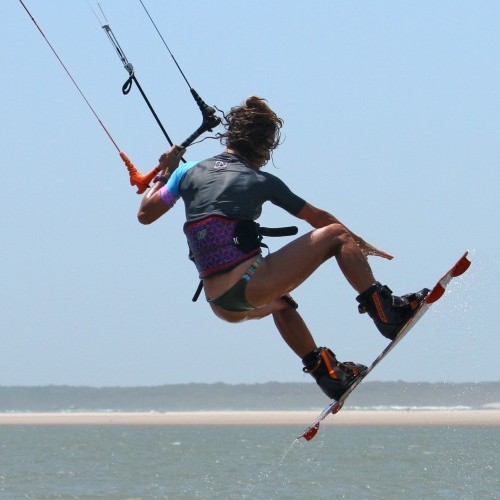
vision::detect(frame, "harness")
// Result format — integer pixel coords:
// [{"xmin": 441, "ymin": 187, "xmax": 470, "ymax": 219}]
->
[
  {"xmin": 184, "ymin": 216, "xmax": 261, "ymax": 279},
  {"xmin": 186, "ymin": 215, "xmax": 298, "ymax": 301}
]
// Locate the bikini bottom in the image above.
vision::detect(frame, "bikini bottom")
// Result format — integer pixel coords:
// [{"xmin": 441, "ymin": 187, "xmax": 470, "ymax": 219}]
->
[{"xmin": 208, "ymin": 257, "xmax": 262, "ymax": 312}]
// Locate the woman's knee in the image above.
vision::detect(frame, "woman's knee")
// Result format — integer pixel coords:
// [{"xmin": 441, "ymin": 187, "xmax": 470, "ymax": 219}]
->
[{"xmin": 314, "ymin": 223, "xmax": 351, "ymax": 256}]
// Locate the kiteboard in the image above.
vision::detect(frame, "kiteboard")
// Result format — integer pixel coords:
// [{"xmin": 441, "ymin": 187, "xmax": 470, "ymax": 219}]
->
[{"xmin": 298, "ymin": 251, "xmax": 471, "ymax": 441}]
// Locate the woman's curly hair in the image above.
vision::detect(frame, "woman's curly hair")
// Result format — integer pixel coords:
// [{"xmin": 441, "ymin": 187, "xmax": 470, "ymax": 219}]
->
[{"xmin": 220, "ymin": 96, "xmax": 283, "ymax": 166}]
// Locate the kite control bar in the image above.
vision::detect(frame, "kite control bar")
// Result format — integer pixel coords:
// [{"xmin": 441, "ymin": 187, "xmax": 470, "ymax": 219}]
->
[
  {"xmin": 180, "ymin": 89, "xmax": 221, "ymax": 149},
  {"xmin": 121, "ymin": 90, "xmax": 220, "ymax": 194},
  {"xmin": 122, "ymin": 99, "xmax": 222, "ymax": 194},
  {"xmin": 103, "ymin": 16, "xmax": 222, "ymax": 193},
  {"xmin": 124, "ymin": 87, "xmax": 220, "ymax": 193},
  {"xmin": 119, "ymin": 152, "xmax": 161, "ymax": 194},
  {"xmin": 103, "ymin": 21, "xmax": 221, "ymax": 192}
]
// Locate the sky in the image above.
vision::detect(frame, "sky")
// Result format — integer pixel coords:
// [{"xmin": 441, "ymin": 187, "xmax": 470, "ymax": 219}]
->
[{"xmin": 1, "ymin": 1, "xmax": 498, "ymax": 387}]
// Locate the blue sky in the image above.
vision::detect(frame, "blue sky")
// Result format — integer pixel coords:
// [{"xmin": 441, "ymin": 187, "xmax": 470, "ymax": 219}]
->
[{"xmin": 2, "ymin": 1, "xmax": 498, "ymax": 387}]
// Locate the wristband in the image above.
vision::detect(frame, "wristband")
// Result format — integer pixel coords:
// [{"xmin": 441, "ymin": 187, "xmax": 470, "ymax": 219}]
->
[{"xmin": 153, "ymin": 173, "xmax": 170, "ymax": 184}]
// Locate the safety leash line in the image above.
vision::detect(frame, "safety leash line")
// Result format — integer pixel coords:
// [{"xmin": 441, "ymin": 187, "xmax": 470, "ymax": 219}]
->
[{"xmin": 102, "ymin": 23, "xmax": 179, "ymax": 155}]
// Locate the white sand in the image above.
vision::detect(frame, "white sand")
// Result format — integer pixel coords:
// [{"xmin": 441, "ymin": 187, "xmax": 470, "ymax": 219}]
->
[{"xmin": 0, "ymin": 410, "xmax": 498, "ymax": 426}]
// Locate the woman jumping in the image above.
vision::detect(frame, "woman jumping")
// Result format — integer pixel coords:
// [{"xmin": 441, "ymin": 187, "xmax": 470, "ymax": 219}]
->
[{"xmin": 138, "ymin": 96, "xmax": 429, "ymax": 400}]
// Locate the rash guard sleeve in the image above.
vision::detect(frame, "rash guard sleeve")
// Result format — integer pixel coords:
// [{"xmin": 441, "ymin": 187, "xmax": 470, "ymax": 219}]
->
[
  {"xmin": 158, "ymin": 160, "xmax": 199, "ymax": 207},
  {"xmin": 263, "ymin": 173, "xmax": 306, "ymax": 216}
]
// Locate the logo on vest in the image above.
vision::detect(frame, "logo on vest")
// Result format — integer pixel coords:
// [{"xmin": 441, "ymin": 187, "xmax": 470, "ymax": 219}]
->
[
  {"xmin": 197, "ymin": 229, "xmax": 207, "ymax": 240},
  {"xmin": 213, "ymin": 161, "xmax": 228, "ymax": 170}
]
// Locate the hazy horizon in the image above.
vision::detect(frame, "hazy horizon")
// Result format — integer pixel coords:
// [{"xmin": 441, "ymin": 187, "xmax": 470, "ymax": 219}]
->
[{"xmin": 1, "ymin": 381, "xmax": 498, "ymax": 412}]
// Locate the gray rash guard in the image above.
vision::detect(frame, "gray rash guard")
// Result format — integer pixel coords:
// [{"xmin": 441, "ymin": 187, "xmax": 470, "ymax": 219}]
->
[{"xmin": 159, "ymin": 152, "xmax": 306, "ymax": 221}]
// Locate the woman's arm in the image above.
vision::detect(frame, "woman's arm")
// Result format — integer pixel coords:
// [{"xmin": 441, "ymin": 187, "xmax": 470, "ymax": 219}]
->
[
  {"xmin": 137, "ymin": 185, "xmax": 170, "ymax": 225},
  {"xmin": 296, "ymin": 202, "xmax": 342, "ymax": 228},
  {"xmin": 296, "ymin": 202, "xmax": 393, "ymax": 260},
  {"xmin": 137, "ymin": 145, "xmax": 184, "ymax": 225}
]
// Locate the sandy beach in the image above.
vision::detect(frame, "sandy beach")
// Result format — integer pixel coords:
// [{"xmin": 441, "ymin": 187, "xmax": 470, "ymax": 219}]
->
[{"xmin": 0, "ymin": 410, "xmax": 498, "ymax": 426}]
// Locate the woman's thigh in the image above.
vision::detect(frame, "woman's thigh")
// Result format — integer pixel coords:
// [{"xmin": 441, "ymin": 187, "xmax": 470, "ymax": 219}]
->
[{"xmin": 246, "ymin": 224, "xmax": 346, "ymax": 307}]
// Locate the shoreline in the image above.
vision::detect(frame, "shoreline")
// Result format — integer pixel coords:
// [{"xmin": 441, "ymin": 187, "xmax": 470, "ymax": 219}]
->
[{"xmin": 0, "ymin": 410, "xmax": 499, "ymax": 426}]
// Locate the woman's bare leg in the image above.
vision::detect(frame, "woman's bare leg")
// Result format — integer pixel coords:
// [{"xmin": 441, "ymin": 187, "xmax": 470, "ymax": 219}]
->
[
  {"xmin": 272, "ymin": 306, "xmax": 317, "ymax": 358},
  {"xmin": 211, "ymin": 295, "xmax": 317, "ymax": 358},
  {"xmin": 246, "ymin": 223, "xmax": 376, "ymax": 307},
  {"xmin": 211, "ymin": 223, "xmax": 376, "ymax": 359}
]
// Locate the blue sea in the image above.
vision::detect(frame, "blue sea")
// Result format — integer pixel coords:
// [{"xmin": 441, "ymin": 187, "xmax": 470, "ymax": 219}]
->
[{"xmin": 0, "ymin": 424, "xmax": 498, "ymax": 499}]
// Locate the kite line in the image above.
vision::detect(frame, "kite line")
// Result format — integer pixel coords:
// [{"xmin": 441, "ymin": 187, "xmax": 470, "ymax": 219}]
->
[
  {"xmin": 19, "ymin": 0, "xmax": 221, "ymax": 192},
  {"xmin": 97, "ymin": 1, "xmax": 220, "ymax": 155}
]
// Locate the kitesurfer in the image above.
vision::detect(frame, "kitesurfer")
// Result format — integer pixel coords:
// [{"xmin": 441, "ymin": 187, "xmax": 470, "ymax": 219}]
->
[{"xmin": 137, "ymin": 96, "xmax": 429, "ymax": 400}]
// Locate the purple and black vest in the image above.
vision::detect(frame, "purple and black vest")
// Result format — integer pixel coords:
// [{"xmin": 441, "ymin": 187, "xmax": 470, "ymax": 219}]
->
[{"xmin": 184, "ymin": 216, "xmax": 261, "ymax": 278}]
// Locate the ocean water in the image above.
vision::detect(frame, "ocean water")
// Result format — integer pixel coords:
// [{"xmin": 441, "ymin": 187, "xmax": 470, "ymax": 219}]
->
[{"xmin": 0, "ymin": 425, "xmax": 498, "ymax": 499}]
